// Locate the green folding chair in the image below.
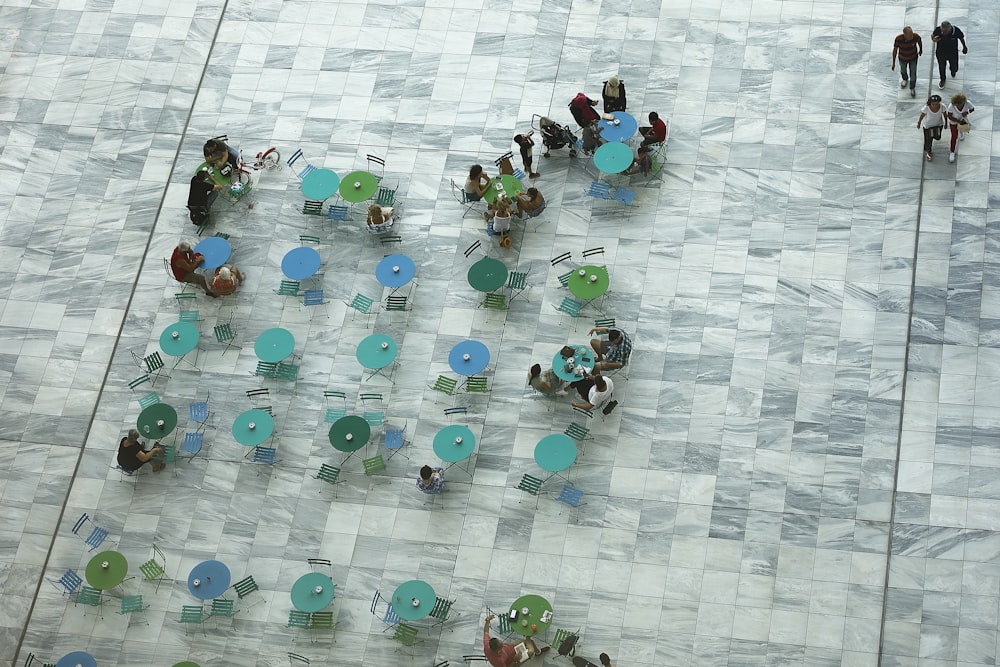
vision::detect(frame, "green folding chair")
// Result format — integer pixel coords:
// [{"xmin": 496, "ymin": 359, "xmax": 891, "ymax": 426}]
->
[
  {"xmin": 481, "ymin": 293, "xmax": 507, "ymax": 310},
  {"xmin": 431, "ymin": 375, "xmax": 459, "ymax": 404},
  {"xmin": 179, "ymin": 604, "xmax": 207, "ymax": 635},
  {"xmin": 129, "ymin": 374, "xmax": 160, "ymax": 409},
  {"xmin": 138, "ymin": 544, "xmax": 167, "ymax": 591},
  {"xmin": 429, "ymin": 596, "xmax": 457, "ymax": 628},
  {"xmin": 505, "ymin": 269, "xmax": 529, "ymax": 302},
  {"xmin": 392, "ymin": 623, "xmax": 422, "ymax": 653},
  {"xmin": 76, "ymin": 585, "xmax": 104, "ymax": 618},
  {"xmin": 232, "ymin": 574, "xmax": 263, "ymax": 610},
  {"xmin": 565, "ymin": 422, "xmax": 591, "ymax": 456},
  {"xmin": 465, "ymin": 376, "xmax": 489, "ymax": 396},
  {"xmin": 119, "ymin": 594, "xmax": 149, "ymax": 625},
  {"xmin": 210, "ymin": 598, "xmax": 236, "ymax": 628},
  {"xmin": 363, "ymin": 455, "xmax": 386, "ymax": 476},
  {"xmin": 346, "ymin": 293, "xmax": 377, "ymax": 326},
  {"xmin": 516, "ymin": 474, "xmax": 543, "ymax": 508},
  {"xmin": 323, "ymin": 390, "xmax": 348, "ymax": 422},
  {"xmin": 316, "ymin": 464, "xmax": 342, "ymax": 497},
  {"xmin": 288, "ymin": 609, "xmax": 312, "ymax": 628}
]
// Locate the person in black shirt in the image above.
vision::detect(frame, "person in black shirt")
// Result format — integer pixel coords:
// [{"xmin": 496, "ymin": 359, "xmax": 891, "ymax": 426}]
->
[
  {"xmin": 117, "ymin": 429, "xmax": 165, "ymax": 473},
  {"xmin": 931, "ymin": 21, "xmax": 968, "ymax": 89}
]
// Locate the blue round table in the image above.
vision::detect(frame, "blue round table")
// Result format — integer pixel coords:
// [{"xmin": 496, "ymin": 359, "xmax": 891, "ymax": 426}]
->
[
  {"xmin": 232, "ymin": 409, "xmax": 274, "ymax": 447},
  {"xmin": 534, "ymin": 433, "xmax": 577, "ymax": 473},
  {"xmin": 552, "ymin": 345, "xmax": 595, "ymax": 382},
  {"xmin": 160, "ymin": 321, "xmax": 199, "ymax": 358},
  {"xmin": 356, "ymin": 333, "xmax": 398, "ymax": 379},
  {"xmin": 433, "ymin": 425, "xmax": 476, "ymax": 464},
  {"xmin": 193, "ymin": 236, "xmax": 231, "ymax": 270},
  {"xmin": 449, "ymin": 340, "xmax": 490, "ymax": 376},
  {"xmin": 255, "ymin": 327, "xmax": 294, "ymax": 362},
  {"xmin": 392, "ymin": 579, "xmax": 436, "ymax": 621},
  {"xmin": 598, "ymin": 111, "xmax": 638, "ymax": 143},
  {"xmin": 301, "ymin": 168, "xmax": 340, "ymax": 200},
  {"xmin": 282, "ymin": 246, "xmax": 321, "ymax": 280},
  {"xmin": 376, "ymin": 254, "xmax": 416, "ymax": 289},
  {"xmin": 291, "ymin": 572, "xmax": 336, "ymax": 612},
  {"xmin": 593, "ymin": 142, "xmax": 634, "ymax": 174},
  {"xmin": 56, "ymin": 652, "xmax": 96, "ymax": 667},
  {"xmin": 188, "ymin": 559, "xmax": 231, "ymax": 600}
]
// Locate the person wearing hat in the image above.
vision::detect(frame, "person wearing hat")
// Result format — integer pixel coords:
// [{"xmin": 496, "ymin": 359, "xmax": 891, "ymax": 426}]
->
[
  {"xmin": 209, "ymin": 265, "xmax": 245, "ymax": 296},
  {"xmin": 931, "ymin": 21, "xmax": 968, "ymax": 89},
  {"xmin": 601, "ymin": 76, "xmax": 627, "ymax": 113}
]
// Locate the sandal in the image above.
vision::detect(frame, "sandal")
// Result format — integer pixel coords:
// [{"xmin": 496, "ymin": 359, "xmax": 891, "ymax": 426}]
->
[{"xmin": 924, "ymin": 151, "xmax": 933, "ymax": 161}]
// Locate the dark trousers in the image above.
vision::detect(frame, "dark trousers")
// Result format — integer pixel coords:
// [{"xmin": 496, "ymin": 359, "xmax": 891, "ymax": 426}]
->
[
  {"xmin": 936, "ymin": 51, "xmax": 959, "ymax": 80},
  {"xmin": 923, "ymin": 126, "xmax": 942, "ymax": 153},
  {"xmin": 898, "ymin": 58, "xmax": 918, "ymax": 89}
]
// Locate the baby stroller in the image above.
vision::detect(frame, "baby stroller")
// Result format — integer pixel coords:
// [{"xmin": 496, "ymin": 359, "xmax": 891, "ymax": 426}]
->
[{"xmin": 532, "ymin": 114, "xmax": 578, "ymax": 158}]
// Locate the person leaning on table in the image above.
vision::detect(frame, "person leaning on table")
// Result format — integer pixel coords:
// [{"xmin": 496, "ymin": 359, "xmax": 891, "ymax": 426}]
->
[
  {"xmin": 465, "ymin": 164, "xmax": 491, "ymax": 201},
  {"xmin": 170, "ymin": 240, "xmax": 215, "ymax": 297},
  {"xmin": 118, "ymin": 429, "xmax": 165, "ymax": 473},
  {"xmin": 483, "ymin": 613, "xmax": 548, "ymax": 667},
  {"xmin": 528, "ymin": 363, "xmax": 565, "ymax": 396}
]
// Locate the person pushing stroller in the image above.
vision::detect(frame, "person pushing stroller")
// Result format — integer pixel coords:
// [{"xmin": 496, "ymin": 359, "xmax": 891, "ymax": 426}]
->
[{"xmin": 538, "ymin": 117, "xmax": 579, "ymax": 158}]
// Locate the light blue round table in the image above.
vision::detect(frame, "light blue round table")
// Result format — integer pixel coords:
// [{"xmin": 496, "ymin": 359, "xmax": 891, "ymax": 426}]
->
[
  {"xmin": 301, "ymin": 168, "xmax": 340, "ymax": 200},
  {"xmin": 160, "ymin": 321, "xmax": 199, "ymax": 358},
  {"xmin": 433, "ymin": 425, "xmax": 475, "ymax": 463},
  {"xmin": 534, "ymin": 433, "xmax": 577, "ymax": 472},
  {"xmin": 392, "ymin": 579, "xmax": 436, "ymax": 621},
  {"xmin": 449, "ymin": 340, "xmax": 490, "ymax": 376},
  {"xmin": 593, "ymin": 142, "xmax": 634, "ymax": 174},
  {"xmin": 255, "ymin": 327, "xmax": 294, "ymax": 362},
  {"xmin": 232, "ymin": 409, "xmax": 274, "ymax": 447},
  {"xmin": 291, "ymin": 572, "xmax": 335, "ymax": 612},
  {"xmin": 356, "ymin": 333, "xmax": 397, "ymax": 377},
  {"xmin": 376, "ymin": 254, "xmax": 416, "ymax": 289},
  {"xmin": 598, "ymin": 111, "xmax": 637, "ymax": 143},
  {"xmin": 282, "ymin": 246, "xmax": 321, "ymax": 280},
  {"xmin": 193, "ymin": 236, "xmax": 231, "ymax": 270},
  {"xmin": 56, "ymin": 651, "xmax": 96, "ymax": 667},
  {"xmin": 552, "ymin": 345, "xmax": 595, "ymax": 382},
  {"xmin": 188, "ymin": 559, "xmax": 231, "ymax": 600}
]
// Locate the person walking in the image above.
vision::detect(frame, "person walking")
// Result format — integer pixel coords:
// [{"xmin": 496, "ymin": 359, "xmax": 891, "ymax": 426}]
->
[
  {"xmin": 917, "ymin": 94, "xmax": 947, "ymax": 161},
  {"xmin": 931, "ymin": 21, "xmax": 968, "ymax": 89},
  {"xmin": 945, "ymin": 93, "xmax": 975, "ymax": 163},
  {"xmin": 891, "ymin": 27, "xmax": 922, "ymax": 97}
]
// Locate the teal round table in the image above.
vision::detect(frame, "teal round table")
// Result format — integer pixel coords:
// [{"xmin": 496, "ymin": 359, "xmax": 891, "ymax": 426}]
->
[
  {"xmin": 85, "ymin": 550, "xmax": 128, "ymax": 590},
  {"xmin": 301, "ymin": 168, "xmax": 340, "ymax": 200},
  {"xmin": 593, "ymin": 142, "xmax": 634, "ymax": 174},
  {"xmin": 552, "ymin": 345, "xmax": 596, "ymax": 382},
  {"xmin": 467, "ymin": 257, "xmax": 508, "ymax": 293},
  {"xmin": 433, "ymin": 425, "xmax": 475, "ymax": 463},
  {"xmin": 392, "ymin": 579, "xmax": 436, "ymax": 621},
  {"xmin": 534, "ymin": 434, "xmax": 577, "ymax": 473},
  {"xmin": 509, "ymin": 593, "xmax": 553, "ymax": 636},
  {"xmin": 339, "ymin": 170, "xmax": 379, "ymax": 202},
  {"xmin": 291, "ymin": 572, "xmax": 335, "ymax": 612},
  {"xmin": 159, "ymin": 322, "xmax": 199, "ymax": 358},
  {"xmin": 137, "ymin": 403, "xmax": 177, "ymax": 439},
  {"xmin": 483, "ymin": 174, "xmax": 524, "ymax": 205},
  {"xmin": 255, "ymin": 327, "xmax": 295, "ymax": 362},
  {"xmin": 567, "ymin": 265, "xmax": 610, "ymax": 302},
  {"xmin": 356, "ymin": 334, "xmax": 398, "ymax": 378},
  {"xmin": 329, "ymin": 415, "xmax": 371, "ymax": 452},
  {"xmin": 232, "ymin": 409, "xmax": 274, "ymax": 446}
]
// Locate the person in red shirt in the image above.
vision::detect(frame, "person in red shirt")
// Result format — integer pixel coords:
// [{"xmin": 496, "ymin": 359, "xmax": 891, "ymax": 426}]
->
[
  {"xmin": 169, "ymin": 241, "xmax": 214, "ymax": 296},
  {"xmin": 483, "ymin": 614, "xmax": 548, "ymax": 666},
  {"xmin": 639, "ymin": 111, "xmax": 667, "ymax": 146},
  {"xmin": 208, "ymin": 265, "xmax": 245, "ymax": 296}
]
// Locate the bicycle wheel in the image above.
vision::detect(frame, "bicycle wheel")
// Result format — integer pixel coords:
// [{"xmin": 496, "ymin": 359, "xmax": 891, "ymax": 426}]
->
[
  {"xmin": 238, "ymin": 169, "xmax": 252, "ymax": 185},
  {"xmin": 262, "ymin": 148, "xmax": 281, "ymax": 170}
]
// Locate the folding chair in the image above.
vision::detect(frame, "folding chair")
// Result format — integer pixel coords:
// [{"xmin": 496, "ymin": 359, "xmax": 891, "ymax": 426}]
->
[
  {"xmin": 138, "ymin": 544, "xmax": 167, "ymax": 592},
  {"xmin": 128, "ymin": 374, "xmax": 160, "ymax": 410},
  {"xmin": 246, "ymin": 388, "xmax": 273, "ymax": 414},
  {"xmin": 464, "ymin": 239, "xmax": 484, "ymax": 259},
  {"xmin": 346, "ymin": 293, "xmax": 377, "ymax": 327},
  {"xmin": 551, "ymin": 252, "xmax": 574, "ymax": 288},
  {"xmin": 481, "ymin": 292, "xmax": 507, "ymax": 311},
  {"xmin": 287, "ymin": 149, "xmax": 317, "ymax": 179},
  {"xmin": 76, "ymin": 586, "xmax": 104, "ymax": 618},
  {"xmin": 130, "ymin": 349, "xmax": 169, "ymax": 385},
  {"xmin": 181, "ymin": 432, "xmax": 204, "ymax": 460},
  {"xmin": 179, "ymin": 604, "xmax": 207, "ymax": 635},
  {"xmin": 585, "ymin": 181, "xmax": 613, "ymax": 210},
  {"xmin": 565, "ymin": 422, "xmax": 591, "ymax": 456},
  {"xmin": 451, "ymin": 178, "xmax": 484, "ymax": 217},
  {"xmin": 323, "ymin": 390, "xmax": 348, "ymax": 423},
  {"xmin": 232, "ymin": 574, "xmax": 264, "ymax": 610},
  {"xmin": 303, "ymin": 289, "xmax": 330, "ymax": 317},
  {"xmin": 213, "ymin": 311, "xmax": 240, "ymax": 354},
  {"xmin": 119, "ymin": 594, "xmax": 149, "ymax": 625},
  {"xmin": 495, "ymin": 151, "xmax": 526, "ymax": 180},
  {"xmin": 506, "ymin": 267, "xmax": 529, "ymax": 302},
  {"xmin": 516, "ymin": 474, "xmax": 543, "ymax": 507},
  {"xmin": 384, "ymin": 422, "xmax": 409, "ymax": 461},
  {"xmin": 175, "ymin": 292, "xmax": 200, "ymax": 322},
  {"xmin": 49, "ymin": 569, "xmax": 83, "ymax": 597},
  {"xmin": 555, "ymin": 485, "xmax": 586, "ymax": 514},
  {"xmin": 582, "ymin": 247, "xmax": 606, "ymax": 266},
  {"xmin": 188, "ymin": 391, "xmax": 211, "ymax": 432},
  {"xmin": 359, "ymin": 393, "xmax": 385, "ymax": 432},
  {"xmin": 371, "ymin": 590, "xmax": 402, "ymax": 631},
  {"xmin": 392, "ymin": 623, "xmax": 422, "ymax": 653},
  {"xmin": 431, "ymin": 375, "xmax": 459, "ymax": 404},
  {"xmin": 553, "ymin": 296, "xmax": 584, "ymax": 321},
  {"xmin": 316, "ymin": 464, "xmax": 343, "ymax": 496},
  {"xmin": 71, "ymin": 513, "xmax": 110, "ymax": 551},
  {"xmin": 366, "ymin": 154, "xmax": 386, "ymax": 182}
]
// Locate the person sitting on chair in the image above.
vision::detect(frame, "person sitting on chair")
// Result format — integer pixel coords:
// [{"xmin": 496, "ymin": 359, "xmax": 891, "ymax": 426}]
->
[
  {"xmin": 601, "ymin": 75, "xmax": 627, "ymax": 113},
  {"xmin": 170, "ymin": 240, "xmax": 215, "ymax": 296},
  {"xmin": 590, "ymin": 326, "xmax": 633, "ymax": 372},
  {"xmin": 202, "ymin": 136, "xmax": 238, "ymax": 190},
  {"xmin": 624, "ymin": 146, "xmax": 653, "ymax": 176},
  {"xmin": 528, "ymin": 363, "xmax": 565, "ymax": 396},
  {"xmin": 486, "ymin": 195, "xmax": 513, "ymax": 235},
  {"xmin": 465, "ymin": 164, "xmax": 491, "ymax": 201},
  {"xmin": 484, "ymin": 614, "xmax": 548, "ymax": 666},
  {"xmin": 513, "ymin": 187, "xmax": 546, "ymax": 219},
  {"xmin": 209, "ymin": 265, "xmax": 245, "ymax": 297},
  {"xmin": 416, "ymin": 465, "xmax": 446, "ymax": 494},
  {"xmin": 118, "ymin": 429, "xmax": 165, "ymax": 473},
  {"xmin": 639, "ymin": 111, "xmax": 667, "ymax": 147},
  {"xmin": 571, "ymin": 374, "xmax": 617, "ymax": 414},
  {"xmin": 367, "ymin": 203, "xmax": 395, "ymax": 232}
]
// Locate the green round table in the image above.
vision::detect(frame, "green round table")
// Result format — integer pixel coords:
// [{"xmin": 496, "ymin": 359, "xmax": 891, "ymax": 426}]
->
[
  {"xmin": 509, "ymin": 593, "xmax": 553, "ymax": 636},
  {"xmin": 329, "ymin": 415, "xmax": 371, "ymax": 452},
  {"xmin": 567, "ymin": 265, "xmax": 610, "ymax": 302},
  {"xmin": 85, "ymin": 550, "xmax": 128, "ymax": 590},
  {"xmin": 255, "ymin": 327, "xmax": 295, "ymax": 362},
  {"xmin": 232, "ymin": 409, "xmax": 274, "ymax": 446},
  {"xmin": 159, "ymin": 321, "xmax": 199, "ymax": 358},
  {"xmin": 137, "ymin": 402, "xmax": 177, "ymax": 439},
  {"xmin": 467, "ymin": 257, "xmax": 508, "ymax": 293},
  {"xmin": 483, "ymin": 174, "xmax": 524, "ymax": 205},
  {"xmin": 339, "ymin": 170, "xmax": 379, "ymax": 202},
  {"xmin": 356, "ymin": 333, "xmax": 398, "ymax": 378},
  {"xmin": 172, "ymin": 663, "xmax": 200, "ymax": 667},
  {"xmin": 392, "ymin": 579, "xmax": 436, "ymax": 621},
  {"xmin": 291, "ymin": 572, "xmax": 335, "ymax": 612}
]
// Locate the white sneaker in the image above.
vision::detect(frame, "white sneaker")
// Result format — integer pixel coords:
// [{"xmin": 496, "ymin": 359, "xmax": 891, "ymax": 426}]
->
[
  {"xmin": 959, "ymin": 132, "xmax": 966, "ymax": 141},
  {"xmin": 900, "ymin": 79, "xmax": 907, "ymax": 88},
  {"xmin": 949, "ymin": 152, "xmax": 956, "ymax": 163}
]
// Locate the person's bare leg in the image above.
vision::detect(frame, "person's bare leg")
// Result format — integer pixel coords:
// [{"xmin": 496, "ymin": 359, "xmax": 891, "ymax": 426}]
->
[{"xmin": 590, "ymin": 338, "xmax": 603, "ymax": 359}]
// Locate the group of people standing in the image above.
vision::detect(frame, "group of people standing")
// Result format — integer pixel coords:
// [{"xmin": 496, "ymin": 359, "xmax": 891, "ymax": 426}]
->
[{"xmin": 891, "ymin": 21, "xmax": 974, "ymax": 163}]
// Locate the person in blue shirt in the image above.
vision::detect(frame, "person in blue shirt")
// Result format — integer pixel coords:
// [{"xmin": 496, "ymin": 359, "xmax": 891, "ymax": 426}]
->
[{"xmin": 416, "ymin": 466, "xmax": 445, "ymax": 494}]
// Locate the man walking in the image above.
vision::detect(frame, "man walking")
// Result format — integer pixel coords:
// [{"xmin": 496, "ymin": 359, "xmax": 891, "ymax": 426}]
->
[
  {"xmin": 931, "ymin": 21, "xmax": 968, "ymax": 88},
  {"xmin": 891, "ymin": 27, "xmax": 922, "ymax": 97}
]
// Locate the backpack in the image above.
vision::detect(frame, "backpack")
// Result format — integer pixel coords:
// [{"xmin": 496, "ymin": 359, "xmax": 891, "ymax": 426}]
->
[{"xmin": 558, "ymin": 632, "xmax": 580, "ymax": 656}]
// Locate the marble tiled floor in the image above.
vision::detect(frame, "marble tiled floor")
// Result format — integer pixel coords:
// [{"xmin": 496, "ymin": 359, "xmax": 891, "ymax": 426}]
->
[{"xmin": 1, "ymin": 0, "xmax": 999, "ymax": 665}]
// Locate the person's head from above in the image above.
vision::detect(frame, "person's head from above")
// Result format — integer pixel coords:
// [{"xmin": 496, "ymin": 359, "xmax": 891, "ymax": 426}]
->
[
  {"xmin": 420, "ymin": 465, "xmax": 434, "ymax": 481},
  {"xmin": 218, "ymin": 267, "xmax": 231, "ymax": 281},
  {"xmin": 607, "ymin": 75, "xmax": 619, "ymax": 88},
  {"xmin": 513, "ymin": 134, "xmax": 527, "ymax": 146},
  {"xmin": 470, "ymin": 164, "xmax": 483, "ymax": 179},
  {"xmin": 539, "ymin": 117, "xmax": 553, "ymax": 128},
  {"xmin": 488, "ymin": 637, "xmax": 503, "ymax": 654},
  {"xmin": 593, "ymin": 375, "xmax": 607, "ymax": 392},
  {"xmin": 368, "ymin": 203, "xmax": 383, "ymax": 218},
  {"xmin": 530, "ymin": 363, "xmax": 542, "ymax": 378},
  {"xmin": 125, "ymin": 428, "xmax": 141, "ymax": 444},
  {"xmin": 525, "ymin": 187, "xmax": 540, "ymax": 199},
  {"xmin": 927, "ymin": 94, "xmax": 942, "ymax": 108},
  {"xmin": 648, "ymin": 111, "xmax": 659, "ymax": 123},
  {"xmin": 608, "ymin": 329, "xmax": 622, "ymax": 343},
  {"xmin": 599, "ymin": 654, "xmax": 612, "ymax": 667},
  {"xmin": 203, "ymin": 138, "xmax": 227, "ymax": 165},
  {"xmin": 939, "ymin": 21, "xmax": 952, "ymax": 34},
  {"xmin": 178, "ymin": 240, "xmax": 192, "ymax": 252},
  {"xmin": 951, "ymin": 93, "xmax": 967, "ymax": 106},
  {"xmin": 902, "ymin": 26, "xmax": 913, "ymax": 38}
]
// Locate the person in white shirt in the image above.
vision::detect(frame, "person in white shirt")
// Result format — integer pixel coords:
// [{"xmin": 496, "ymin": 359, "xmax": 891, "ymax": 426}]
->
[
  {"xmin": 916, "ymin": 94, "xmax": 946, "ymax": 161},
  {"xmin": 571, "ymin": 374, "xmax": 615, "ymax": 413},
  {"xmin": 945, "ymin": 93, "xmax": 974, "ymax": 163}
]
